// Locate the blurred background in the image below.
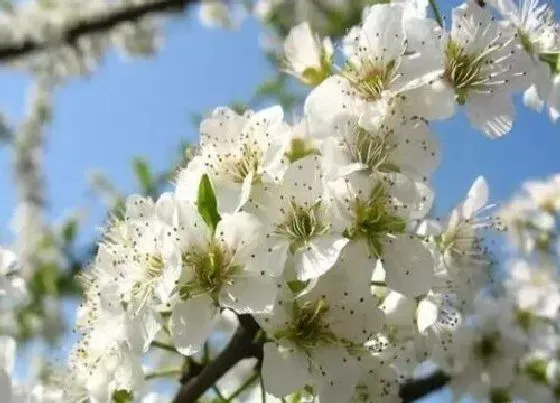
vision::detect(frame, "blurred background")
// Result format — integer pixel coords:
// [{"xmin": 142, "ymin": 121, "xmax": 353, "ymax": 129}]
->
[{"xmin": 0, "ymin": 0, "xmax": 558, "ymax": 401}]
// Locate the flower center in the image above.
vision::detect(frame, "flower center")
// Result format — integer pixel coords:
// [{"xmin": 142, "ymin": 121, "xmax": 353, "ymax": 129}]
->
[
  {"xmin": 347, "ymin": 182, "xmax": 406, "ymax": 256},
  {"xmin": 221, "ymin": 144, "xmax": 262, "ymax": 184},
  {"xmin": 180, "ymin": 241, "xmax": 240, "ymax": 302},
  {"xmin": 146, "ymin": 254, "xmax": 165, "ymax": 279},
  {"xmin": 275, "ymin": 298, "xmax": 337, "ymax": 350},
  {"xmin": 346, "ymin": 126, "xmax": 399, "ymax": 173},
  {"xmin": 275, "ymin": 202, "xmax": 329, "ymax": 252},
  {"xmin": 474, "ymin": 332, "xmax": 500, "ymax": 362},
  {"xmin": 444, "ymin": 40, "xmax": 489, "ymax": 105},
  {"xmin": 343, "ymin": 60, "xmax": 396, "ymax": 101}
]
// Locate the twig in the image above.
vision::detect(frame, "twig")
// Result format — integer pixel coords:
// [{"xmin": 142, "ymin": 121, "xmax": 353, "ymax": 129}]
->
[
  {"xmin": 172, "ymin": 314, "xmax": 263, "ymax": 403},
  {"xmin": 0, "ymin": 0, "xmax": 199, "ymax": 63},
  {"xmin": 428, "ymin": 0, "xmax": 444, "ymax": 27},
  {"xmin": 145, "ymin": 368, "xmax": 183, "ymax": 381},
  {"xmin": 151, "ymin": 340, "xmax": 179, "ymax": 353},
  {"xmin": 399, "ymin": 370, "xmax": 451, "ymax": 402}
]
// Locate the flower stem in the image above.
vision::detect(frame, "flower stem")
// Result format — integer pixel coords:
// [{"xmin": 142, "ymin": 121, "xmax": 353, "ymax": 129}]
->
[
  {"xmin": 428, "ymin": 0, "xmax": 444, "ymax": 27},
  {"xmin": 151, "ymin": 340, "xmax": 179, "ymax": 353},
  {"xmin": 145, "ymin": 368, "xmax": 183, "ymax": 381}
]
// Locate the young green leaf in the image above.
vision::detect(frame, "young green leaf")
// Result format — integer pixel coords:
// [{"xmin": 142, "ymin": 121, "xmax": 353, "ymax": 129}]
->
[{"xmin": 197, "ymin": 174, "xmax": 221, "ymax": 231}]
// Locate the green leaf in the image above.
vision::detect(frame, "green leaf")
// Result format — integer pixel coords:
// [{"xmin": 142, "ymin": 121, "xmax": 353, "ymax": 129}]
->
[
  {"xmin": 197, "ymin": 174, "xmax": 221, "ymax": 231},
  {"xmin": 133, "ymin": 157, "xmax": 155, "ymax": 195},
  {"xmin": 61, "ymin": 219, "xmax": 78, "ymax": 243}
]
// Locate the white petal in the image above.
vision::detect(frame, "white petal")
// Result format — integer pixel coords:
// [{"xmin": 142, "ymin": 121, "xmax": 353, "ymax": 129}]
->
[
  {"xmin": 170, "ymin": 295, "xmax": 217, "ymax": 356},
  {"xmin": 417, "ymin": 299, "xmax": 438, "ymax": 333},
  {"xmin": 360, "ymin": 4, "xmax": 406, "ymax": 63},
  {"xmin": 220, "ymin": 275, "xmax": 279, "ymax": 314},
  {"xmin": 548, "ymin": 74, "xmax": 560, "ymax": 123},
  {"xmin": 383, "ymin": 235, "xmax": 435, "ymax": 297},
  {"xmin": 295, "ymin": 235, "xmax": 349, "ymax": 281},
  {"xmin": 262, "ymin": 342, "xmax": 310, "ymax": 398},
  {"xmin": 0, "ymin": 336, "xmax": 15, "ymax": 374},
  {"xmin": 304, "ymin": 77, "xmax": 364, "ymax": 137},
  {"xmin": 401, "ymin": 80, "xmax": 456, "ymax": 121},
  {"xmin": 462, "ymin": 176, "xmax": 488, "ymax": 218},
  {"xmin": 314, "ymin": 346, "xmax": 360, "ymax": 403},
  {"xmin": 125, "ymin": 194, "xmax": 154, "ymax": 221},
  {"xmin": 284, "ymin": 22, "xmax": 322, "ymax": 73},
  {"xmin": 216, "ymin": 211, "xmax": 262, "ymax": 264},
  {"xmin": 466, "ymin": 94, "xmax": 515, "ymax": 138},
  {"xmin": 127, "ymin": 307, "xmax": 161, "ymax": 353},
  {"xmin": 523, "ymin": 84, "xmax": 545, "ymax": 113}
]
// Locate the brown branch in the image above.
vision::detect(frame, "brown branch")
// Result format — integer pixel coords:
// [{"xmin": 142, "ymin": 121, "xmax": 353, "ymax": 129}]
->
[
  {"xmin": 0, "ymin": 0, "xmax": 200, "ymax": 62},
  {"xmin": 400, "ymin": 370, "xmax": 451, "ymax": 402},
  {"xmin": 172, "ymin": 314, "xmax": 263, "ymax": 403}
]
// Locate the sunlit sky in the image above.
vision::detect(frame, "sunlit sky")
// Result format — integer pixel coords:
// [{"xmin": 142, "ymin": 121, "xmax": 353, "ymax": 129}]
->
[{"xmin": 0, "ymin": 1, "xmax": 559, "ymax": 400}]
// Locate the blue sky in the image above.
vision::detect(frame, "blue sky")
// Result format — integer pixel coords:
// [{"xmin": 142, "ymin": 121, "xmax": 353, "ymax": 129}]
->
[{"xmin": 0, "ymin": 1, "xmax": 559, "ymax": 401}]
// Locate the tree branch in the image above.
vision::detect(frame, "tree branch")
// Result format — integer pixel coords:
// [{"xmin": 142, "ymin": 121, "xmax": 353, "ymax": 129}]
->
[
  {"xmin": 399, "ymin": 370, "xmax": 451, "ymax": 402},
  {"xmin": 0, "ymin": 0, "xmax": 199, "ymax": 63},
  {"xmin": 172, "ymin": 314, "xmax": 263, "ymax": 403}
]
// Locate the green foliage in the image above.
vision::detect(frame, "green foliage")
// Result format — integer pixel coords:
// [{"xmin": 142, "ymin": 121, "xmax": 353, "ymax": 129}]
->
[
  {"xmin": 540, "ymin": 52, "xmax": 560, "ymax": 74},
  {"xmin": 197, "ymin": 174, "xmax": 221, "ymax": 232},
  {"xmin": 526, "ymin": 359, "xmax": 549, "ymax": 384},
  {"xmin": 133, "ymin": 156, "xmax": 156, "ymax": 196}
]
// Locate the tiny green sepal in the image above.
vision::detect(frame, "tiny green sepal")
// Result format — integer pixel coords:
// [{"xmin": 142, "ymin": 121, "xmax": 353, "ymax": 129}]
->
[
  {"xmin": 112, "ymin": 390, "xmax": 133, "ymax": 403},
  {"xmin": 197, "ymin": 174, "xmax": 221, "ymax": 232},
  {"xmin": 539, "ymin": 52, "xmax": 560, "ymax": 74}
]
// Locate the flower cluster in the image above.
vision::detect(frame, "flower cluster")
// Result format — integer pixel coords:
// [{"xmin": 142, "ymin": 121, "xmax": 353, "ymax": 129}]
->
[{"xmin": 51, "ymin": 1, "xmax": 560, "ymax": 402}]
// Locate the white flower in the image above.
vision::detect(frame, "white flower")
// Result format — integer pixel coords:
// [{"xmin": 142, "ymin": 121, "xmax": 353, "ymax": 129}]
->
[
  {"xmin": 248, "ymin": 155, "xmax": 348, "ymax": 281},
  {"xmin": 69, "ymin": 293, "xmax": 148, "ymax": 402},
  {"xmin": 506, "ymin": 259, "xmax": 560, "ymax": 318},
  {"xmin": 436, "ymin": 2, "xmax": 533, "ymax": 137},
  {"xmin": 328, "ymin": 170, "xmax": 435, "ymax": 296},
  {"xmin": 488, "ymin": 0, "xmax": 560, "ymax": 122},
  {"xmin": 176, "ymin": 106, "xmax": 288, "ymax": 213},
  {"xmin": 90, "ymin": 193, "xmax": 178, "ymax": 315},
  {"xmin": 442, "ymin": 297, "xmax": 526, "ymax": 401},
  {"xmin": 305, "ymin": 3, "xmax": 444, "ymax": 131},
  {"xmin": 284, "ymin": 22, "xmax": 333, "ymax": 85},
  {"xmin": 425, "ymin": 176, "xmax": 496, "ymax": 308},
  {"xmin": 257, "ymin": 271, "xmax": 383, "ymax": 403},
  {"xmin": 168, "ymin": 202, "xmax": 281, "ymax": 355},
  {"xmin": 319, "ymin": 113, "xmax": 440, "ymax": 181}
]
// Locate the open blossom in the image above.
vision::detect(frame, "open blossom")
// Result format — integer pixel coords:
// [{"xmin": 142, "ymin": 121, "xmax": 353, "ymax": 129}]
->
[
  {"xmin": 305, "ymin": 3, "xmax": 444, "ymax": 131},
  {"xmin": 176, "ymin": 106, "xmax": 288, "ymax": 213},
  {"xmin": 257, "ymin": 271, "xmax": 383, "ymax": 403},
  {"xmin": 248, "ymin": 155, "xmax": 348, "ymax": 281},
  {"xmin": 328, "ymin": 171, "xmax": 435, "ymax": 296},
  {"xmin": 318, "ymin": 112, "xmax": 440, "ymax": 181},
  {"xmin": 488, "ymin": 0, "xmax": 560, "ymax": 122},
  {"xmin": 506, "ymin": 259, "xmax": 560, "ymax": 318},
  {"xmin": 435, "ymin": 2, "xmax": 533, "ymax": 137},
  {"xmin": 89, "ymin": 194, "xmax": 178, "ymax": 315},
  {"xmin": 167, "ymin": 201, "xmax": 282, "ymax": 355},
  {"xmin": 284, "ymin": 22, "xmax": 333, "ymax": 85}
]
